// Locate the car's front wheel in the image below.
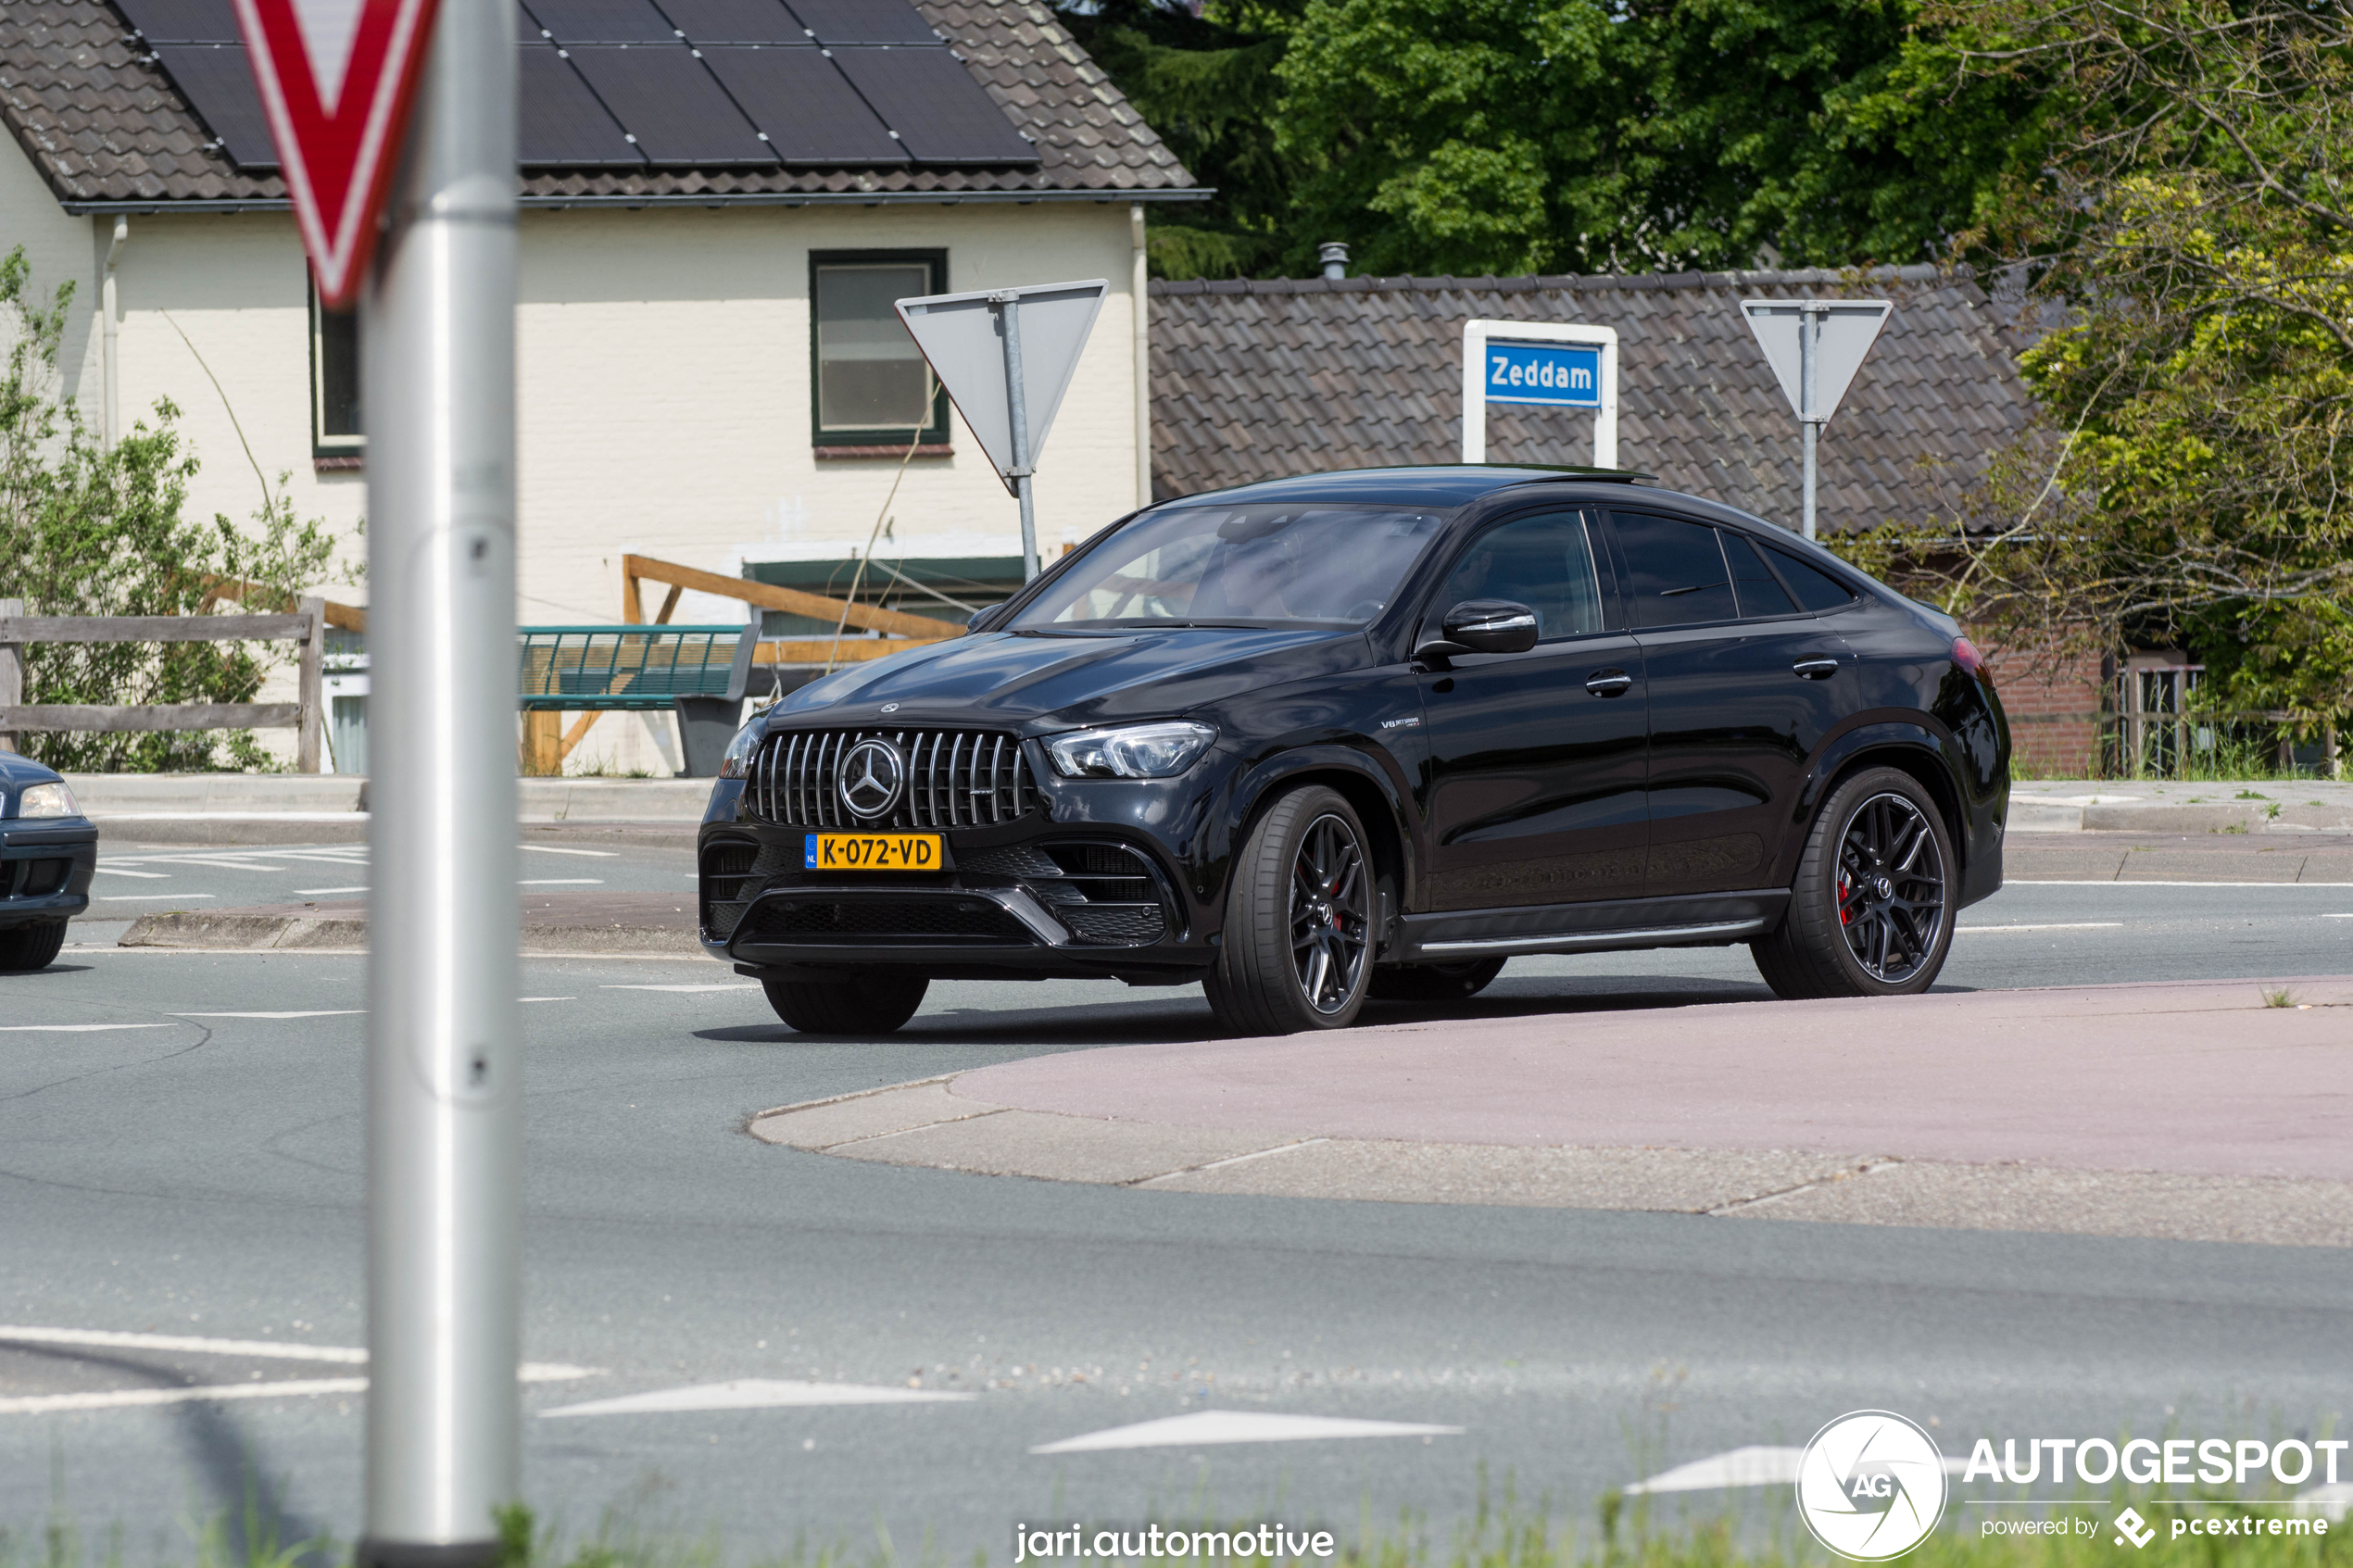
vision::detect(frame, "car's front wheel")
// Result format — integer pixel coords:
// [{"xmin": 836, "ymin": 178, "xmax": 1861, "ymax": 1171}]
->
[
  {"xmin": 0, "ymin": 921, "xmax": 66, "ymax": 972},
  {"xmin": 1751, "ymin": 766, "xmax": 1955, "ymax": 999},
  {"xmin": 1204, "ymin": 785, "xmax": 1376, "ymax": 1035},
  {"xmin": 761, "ymin": 972, "xmax": 929, "ymax": 1035}
]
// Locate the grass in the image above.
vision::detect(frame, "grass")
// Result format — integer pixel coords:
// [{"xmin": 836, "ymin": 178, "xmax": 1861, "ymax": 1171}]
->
[{"xmin": 2263, "ymin": 987, "xmax": 2301, "ymax": 1008}]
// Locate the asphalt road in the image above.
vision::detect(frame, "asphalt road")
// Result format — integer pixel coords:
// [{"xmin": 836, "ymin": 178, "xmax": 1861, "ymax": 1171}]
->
[{"xmin": 5, "ymin": 876, "xmax": 2350, "ymax": 1561}]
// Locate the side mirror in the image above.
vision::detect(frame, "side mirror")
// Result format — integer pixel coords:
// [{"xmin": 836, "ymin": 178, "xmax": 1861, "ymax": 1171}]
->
[
  {"xmin": 1441, "ymin": 599, "xmax": 1540, "ymax": 655},
  {"xmin": 966, "ymin": 607, "xmax": 994, "ymax": 633}
]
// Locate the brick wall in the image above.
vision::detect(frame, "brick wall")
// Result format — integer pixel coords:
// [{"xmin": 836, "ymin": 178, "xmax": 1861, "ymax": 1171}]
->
[{"xmin": 1986, "ymin": 644, "xmax": 2108, "ymax": 778}]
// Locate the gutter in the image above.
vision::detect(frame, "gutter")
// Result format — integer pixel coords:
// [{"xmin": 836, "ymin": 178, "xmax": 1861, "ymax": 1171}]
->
[
  {"xmin": 60, "ymin": 186, "xmax": 1219, "ymax": 217},
  {"xmin": 100, "ymin": 216, "xmax": 126, "ymax": 445}
]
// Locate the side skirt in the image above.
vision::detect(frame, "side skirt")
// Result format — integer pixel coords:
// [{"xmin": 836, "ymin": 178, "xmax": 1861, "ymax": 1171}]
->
[{"xmin": 1399, "ymin": 888, "xmax": 1790, "ymax": 961}]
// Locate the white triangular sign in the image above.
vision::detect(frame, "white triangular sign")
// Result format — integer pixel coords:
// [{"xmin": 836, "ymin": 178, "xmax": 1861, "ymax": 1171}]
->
[
  {"xmin": 896, "ymin": 281, "xmax": 1107, "ymax": 494},
  {"xmin": 1739, "ymin": 299, "xmax": 1892, "ymax": 423},
  {"xmin": 289, "ymin": 0, "xmax": 365, "ymax": 107}
]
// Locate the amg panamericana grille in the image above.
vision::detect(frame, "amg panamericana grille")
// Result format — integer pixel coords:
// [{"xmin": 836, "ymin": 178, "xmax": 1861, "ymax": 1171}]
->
[{"xmin": 746, "ymin": 728, "xmax": 1038, "ymax": 830}]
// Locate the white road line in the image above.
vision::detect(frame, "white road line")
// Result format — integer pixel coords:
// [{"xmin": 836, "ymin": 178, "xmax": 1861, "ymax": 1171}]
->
[
  {"xmin": 1031, "ymin": 1410, "xmax": 1462, "ymax": 1455},
  {"xmin": 519, "ymin": 997, "xmax": 575, "ymax": 1003},
  {"xmin": 522, "ymin": 845, "xmax": 618, "ymax": 858},
  {"xmin": 2325, "ymin": 914, "xmax": 2353, "ymax": 920},
  {"xmin": 295, "ymin": 886, "xmax": 370, "ymax": 896},
  {"xmin": 520, "ymin": 879, "xmax": 603, "ymax": 885},
  {"xmin": 171, "ymin": 1011, "xmax": 366, "ymax": 1020},
  {"xmin": 0, "ymin": 1023, "xmax": 178, "ymax": 1033},
  {"xmin": 0, "ymin": 1378, "xmax": 370, "ymax": 1415},
  {"xmin": 0, "ymin": 1325, "xmax": 596, "ymax": 1380},
  {"xmin": 1624, "ymin": 1447, "xmax": 1969, "ymax": 1494},
  {"xmin": 91, "ymin": 868, "xmax": 170, "ymax": 879},
  {"xmin": 1957, "ymin": 922, "xmax": 2125, "ymax": 933},
  {"xmin": 599, "ymin": 984, "xmax": 759, "ymax": 993},
  {"xmin": 100, "ymin": 894, "xmax": 215, "ymax": 902},
  {"xmin": 541, "ymin": 1380, "xmax": 974, "ymax": 1418},
  {"xmin": 2010, "ymin": 880, "xmax": 2353, "ymax": 888}
]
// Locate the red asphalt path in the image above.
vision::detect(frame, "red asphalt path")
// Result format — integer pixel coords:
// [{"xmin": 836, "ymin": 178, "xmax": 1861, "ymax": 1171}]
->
[{"xmin": 952, "ymin": 978, "xmax": 2353, "ymax": 1182}]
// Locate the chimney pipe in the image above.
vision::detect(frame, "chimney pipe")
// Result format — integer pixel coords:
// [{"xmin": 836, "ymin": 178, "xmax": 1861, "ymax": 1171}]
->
[{"xmin": 1318, "ymin": 242, "xmax": 1349, "ymax": 282}]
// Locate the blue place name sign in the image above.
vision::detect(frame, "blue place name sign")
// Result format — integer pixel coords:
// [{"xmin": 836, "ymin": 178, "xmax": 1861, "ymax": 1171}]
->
[{"xmin": 1484, "ymin": 341, "xmax": 1601, "ymax": 408}]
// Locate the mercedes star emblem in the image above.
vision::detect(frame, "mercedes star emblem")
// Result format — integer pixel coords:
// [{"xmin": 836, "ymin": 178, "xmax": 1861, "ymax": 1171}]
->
[{"xmin": 838, "ymin": 737, "xmax": 906, "ymax": 820}]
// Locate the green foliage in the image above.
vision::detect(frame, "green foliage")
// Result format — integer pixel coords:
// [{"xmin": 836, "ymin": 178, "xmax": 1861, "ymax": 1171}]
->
[{"xmin": 0, "ymin": 245, "xmax": 339, "ymax": 772}]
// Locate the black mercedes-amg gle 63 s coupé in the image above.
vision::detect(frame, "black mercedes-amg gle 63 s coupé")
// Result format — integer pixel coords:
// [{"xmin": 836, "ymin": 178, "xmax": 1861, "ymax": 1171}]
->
[{"xmin": 698, "ymin": 466, "xmax": 2009, "ymax": 1035}]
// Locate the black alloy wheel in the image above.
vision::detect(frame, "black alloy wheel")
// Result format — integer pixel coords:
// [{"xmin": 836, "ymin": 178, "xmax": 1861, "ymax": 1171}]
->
[
  {"xmin": 1750, "ymin": 766, "xmax": 1956, "ymax": 999},
  {"xmin": 1204, "ymin": 784, "xmax": 1378, "ymax": 1035}
]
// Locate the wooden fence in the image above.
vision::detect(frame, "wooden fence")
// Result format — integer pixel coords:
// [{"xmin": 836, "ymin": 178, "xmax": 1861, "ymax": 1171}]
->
[{"xmin": 0, "ymin": 596, "xmax": 327, "ymax": 771}]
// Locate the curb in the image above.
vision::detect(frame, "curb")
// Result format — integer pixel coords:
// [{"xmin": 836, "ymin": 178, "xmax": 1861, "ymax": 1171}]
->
[{"xmin": 120, "ymin": 909, "xmax": 701, "ymax": 954}]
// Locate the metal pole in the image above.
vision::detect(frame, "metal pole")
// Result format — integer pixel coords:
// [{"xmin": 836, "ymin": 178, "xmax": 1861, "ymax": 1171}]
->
[
  {"xmin": 356, "ymin": 0, "xmax": 520, "ymax": 1560},
  {"xmin": 998, "ymin": 292, "xmax": 1038, "ymax": 581},
  {"xmin": 1799, "ymin": 303, "xmax": 1819, "ymax": 541}
]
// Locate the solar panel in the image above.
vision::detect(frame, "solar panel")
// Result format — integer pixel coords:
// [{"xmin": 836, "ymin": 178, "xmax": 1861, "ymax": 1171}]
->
[
  {"xmin": 780, "ymin": 0, "xmax": 937, "ymax": 46},
  {"xmin": 658, "ymin": 0, "xmax": 804, "ymax": 44},
  {"xmin": 520, "ymin": 0, "xmax": 677, "ymax": 44},
  {"xmin": 831, "ymin": 47, "xmax": 1036, "ymax": 164},
  {"xmin": 564, "ymin": 46, "xmax": 774, "ymax": 163},
  {"xmin": 113, "ymin": 0, "xmax": 242, "ymax": 43},
  {"xmin": 517, "ymin": 44, "xmax": 646, "ymax": 164},
  {"xmin": 698, "ymin": 46, "xmax": 904, "ymax": 163},
  {"xmin": 151, "ymin": 44, "xmax": 279, "ymax": 166}
]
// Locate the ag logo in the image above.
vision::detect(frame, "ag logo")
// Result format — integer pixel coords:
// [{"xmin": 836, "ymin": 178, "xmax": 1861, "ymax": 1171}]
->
[
  {"xmin": 837, "ymin": 737, "xmax": 906, "ymax": 820},
  {"xmin": 1795, "ymin": 1411, "xmax": 1948, "ymax": 1561}
]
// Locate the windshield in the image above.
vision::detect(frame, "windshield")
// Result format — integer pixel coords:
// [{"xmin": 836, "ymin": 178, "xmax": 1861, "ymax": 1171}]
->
[{"xmin": 1010, "ymin": 505, "xmax": 1447, "ymax": 630}]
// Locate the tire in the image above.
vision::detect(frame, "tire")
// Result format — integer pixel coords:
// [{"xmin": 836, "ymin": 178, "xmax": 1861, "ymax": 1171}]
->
[
  {"xmin": 1750, "ymin": 766, "xmax": 1956, "ymax": 999},
  {"xmin": 1369, "ymin": 957, "xmax": 1505, "ymax": 1002},
  {"xmin": 1203, "ymin": 785, "xmax": 1377, "ymax": 1035},
  {"xmin": 0, "ymin": 921, "xmax": 67, "ymax": 972},
  {"xmin": 761, "ymin": 972, "xmax": 928, "ymax": 1035}
]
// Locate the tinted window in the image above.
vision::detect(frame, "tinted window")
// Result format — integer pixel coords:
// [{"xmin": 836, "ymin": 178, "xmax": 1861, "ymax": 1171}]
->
[
  {"xmin": 1013, "ymin": 505, "xmax": 1446, "ymax": 628},
  {"xmin": 1765, "ymin": 546, "xmax": 1860, "ymax": 611},
  {"xmin": 1613, "ymin": 513, "xmax": 1737, "ymax": 628},
  {"xmin": 1440, "ymin": 511, "xmax": 1606, "ymax": 641},
  {"xmin": 1722, "ymin": 531, "xmax": 1798, "ymax": 618}
]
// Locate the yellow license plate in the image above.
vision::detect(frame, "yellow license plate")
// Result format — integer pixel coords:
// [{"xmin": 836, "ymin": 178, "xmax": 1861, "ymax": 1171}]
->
[{"xmin": 804, "ymin": 833, "xmax": 944, "ymax": 872}]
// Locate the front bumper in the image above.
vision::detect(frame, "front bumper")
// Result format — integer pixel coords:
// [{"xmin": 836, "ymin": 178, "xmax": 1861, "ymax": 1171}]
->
[{"xmin": 0, "ymin": 819, "xmax": 97, "ymax": 926}]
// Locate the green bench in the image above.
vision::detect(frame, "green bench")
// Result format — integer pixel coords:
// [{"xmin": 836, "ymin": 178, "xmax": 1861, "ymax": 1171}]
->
[{"xmin": 518, "ymin": 623, "xmax": 761, "ymax": 776}]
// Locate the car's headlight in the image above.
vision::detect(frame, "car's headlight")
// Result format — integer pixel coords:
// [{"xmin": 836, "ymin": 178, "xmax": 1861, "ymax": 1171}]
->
[
  {"xmin": 1044, "ymin": 721, "xmax": 1216, "ymax": 779},
  {"xmin": 717, "ymin": 722, "xmax": 763, "ymax": 780},
  {"xmin": 17, "ymin": 781, "xmax": 79, "ymax": 818}
]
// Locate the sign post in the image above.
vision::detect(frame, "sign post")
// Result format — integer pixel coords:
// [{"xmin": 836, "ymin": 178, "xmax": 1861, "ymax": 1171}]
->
[
  {"xmin": 1460, "ymin": 320, "xmax": 1619, "ymax": 469},
  {"xmin": 895, "ymin": 281, "xmax": 1108, "ymax": 581},
  {"xmin": 233, "ymin": 0, "xmax": 520, "ymax": 1561},
  {"xmin": 1738, "ymin": 299, "xmax": 1892, "ymax": 539}
]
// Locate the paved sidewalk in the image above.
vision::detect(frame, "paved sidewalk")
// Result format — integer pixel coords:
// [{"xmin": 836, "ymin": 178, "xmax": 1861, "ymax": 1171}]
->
[
  {"xmin": 118, "ymin": 890, "xmax": 700, "ymax": 954},
  {"xmin": 2007, "ymin": 830, "xmax": 2353, "ymax": 881},
  {"xmin": 750, "ymin": 976, "xmax": 2353, "ymax": 1247}
]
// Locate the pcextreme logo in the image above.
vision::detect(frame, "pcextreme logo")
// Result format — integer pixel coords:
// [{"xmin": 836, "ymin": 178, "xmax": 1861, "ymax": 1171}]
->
[{"xmin": 1796, "ymin": 1411, "xmax": 1951, "ymax": 1562}]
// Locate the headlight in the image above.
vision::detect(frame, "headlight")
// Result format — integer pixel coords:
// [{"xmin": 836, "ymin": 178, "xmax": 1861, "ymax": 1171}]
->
[
  {"xmin": 717, "ymin": 722, "xmax": 763, "ymax": 780},
  {"xmin": 17, "ymin": 781, "xmax": 79, "ymax": 818},
  {"xmin": 1044, "ymin": 721, "xmax": 1216, "ymax": 779}
]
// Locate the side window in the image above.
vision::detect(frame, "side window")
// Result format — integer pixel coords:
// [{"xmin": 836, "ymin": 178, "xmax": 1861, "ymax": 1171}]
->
[
  {"xmin": 810, "ymin": 250, "xmax": 949, "ymax": 449},
  {"xmin": 1438, "ymin": 510, "xmax": 1607, "ymax": 642},
  {"xmin": 1721, "ymin": 531, "xmax": 1798, "ymax": 618},
  {"xmin": 1611, "ymin": 512, "xmax": 1737, "ymax": 628},
  {"xmin": 311, "ymin": 285, "xmax": 360, "ymax": 458},
  {"xmin": 1765, "ymin": 546, "xmax": 1861, "ymax": 612}
]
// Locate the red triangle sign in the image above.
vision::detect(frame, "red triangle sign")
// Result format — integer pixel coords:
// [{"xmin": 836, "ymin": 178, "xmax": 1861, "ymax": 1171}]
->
[{"xmin": 233, "ymin": 0, "xmax": 445, "ymax": 308}]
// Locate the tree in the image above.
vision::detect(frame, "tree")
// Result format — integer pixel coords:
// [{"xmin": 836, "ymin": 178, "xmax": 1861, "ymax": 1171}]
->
[{"xmin": 0, "ymin": 247, "xmax": 340, "ymax": 771}]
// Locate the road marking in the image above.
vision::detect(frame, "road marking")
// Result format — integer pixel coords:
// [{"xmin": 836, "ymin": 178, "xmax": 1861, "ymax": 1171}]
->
[
  {"xmin": 520, "ymin": 879, "xmax": 604, "ymax": 886},
  {"xmin": 600, "ymin": 984, "xmax": 759, "ymax": 993},
  {"xmin": 539, "ymin": 1380, "xmax": 974, "ymax": 1418},
  {"xmin": 1625, "ymin": 1446, "xmax": 1968, "ymax": 1494},
  {"xmin": 522, "ymin": 845, "xmax": 618, "ymax": 858},
  {"xmin": 0, "ymin": 1326, "xmax": 594, "ymax": 1381},
  {"xmin": 101, "ymin": 894, "xmax": 215, "ymax": 902},
  {"xmin": 0, "ymin": 1023, "xmax": 178, "ymax": 1033},
  {"xmin": 91, "ymin": 867, "xmax": 170, "ymax": 879},
  {"xmin": 296, "ymin": 885, "xmax": 369, "ymax": 896},
  {"xmin": 171, "ymin": 1011, "xmax": 365, "ymax": 1020},
  {"xmin": 2008, "ymin": 880, "xmax": 2353, "ymax": 888},
  {"xmin": 1030, "ymin": 1410, "xmax": 1462, "ymax": 1454},
  {"xmin": 1957, "ymin": 922, "xmax": 2124, "ymax": 933},
  {"xmin": 0, "ymin": 1378, "xmax": 370, "ymax": 1414},
  {"xmin": 520, "ymin": 997, "xmax": 575, "ymax": 1003},
  {"xmin": 2326, "ymin": 914, "xmax": 2353, "ymax": 920}
]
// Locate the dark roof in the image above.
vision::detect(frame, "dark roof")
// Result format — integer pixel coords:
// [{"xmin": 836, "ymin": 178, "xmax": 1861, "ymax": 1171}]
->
[
  {"xmin": 0, "ymin": 0, "xmax": 1202, "ymax": 207},
  {"xmin": 1149, "ymin": 268, "xmax": 2035, "ymax": 533},
  {"xmin": 1177, "ymin": 464, "xmax": 1647, "ymax": 510}
]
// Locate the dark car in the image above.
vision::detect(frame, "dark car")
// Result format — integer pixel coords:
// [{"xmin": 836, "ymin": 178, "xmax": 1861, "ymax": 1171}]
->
[
  {"xmin": 1, "ymin": 754, "xmax": 97, "ymax": 971},
  {"xmin": 697, "ymin": 467, "xmax": 2009, "ymax": 1035}
]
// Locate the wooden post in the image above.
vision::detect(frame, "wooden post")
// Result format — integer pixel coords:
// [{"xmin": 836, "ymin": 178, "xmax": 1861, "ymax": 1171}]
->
[
  {"xmin": 297, "ymin": 596, "xmax": 326, "ymax": 773},
  {"xmin": 0, "ymin": 598, "xmax": 21, "ymax": 754},
  {"xmin": 522, "ymin": 710, "xmax": 561, "ymax": 776}
]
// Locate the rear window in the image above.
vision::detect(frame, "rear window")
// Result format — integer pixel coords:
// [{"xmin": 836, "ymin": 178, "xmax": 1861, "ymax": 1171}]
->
[{"xmin": 1765, "ymin": 546, "xmax": 1860, "ymax": 611}]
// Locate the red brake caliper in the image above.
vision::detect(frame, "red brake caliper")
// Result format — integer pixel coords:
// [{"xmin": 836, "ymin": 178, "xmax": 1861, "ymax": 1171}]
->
[{"xmin": 1838, "ymin": 868, "xmax": 1854, "ymax": 925}]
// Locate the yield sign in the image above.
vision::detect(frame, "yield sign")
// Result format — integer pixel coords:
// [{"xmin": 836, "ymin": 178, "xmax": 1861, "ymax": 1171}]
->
[
  {"xmin": 1739, "ymin": 299, "xmax": 1892, "ymax": 423},
  {"xmin": 233, "ymin": 0, "xmax": 444, "ymax": 307},
  {"xmin": 895, "ymin": 281, "xmax": 1107, "ymax": 494}
]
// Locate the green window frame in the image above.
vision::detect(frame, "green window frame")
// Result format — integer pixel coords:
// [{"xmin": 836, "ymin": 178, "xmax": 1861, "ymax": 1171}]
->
[
  {"xmin": 809, "ymin": 249, "xmax": 950, "ymax": 448},
  {"xmin": 310, "ymin": 282, "xmax": 362, "ymax": 458}
]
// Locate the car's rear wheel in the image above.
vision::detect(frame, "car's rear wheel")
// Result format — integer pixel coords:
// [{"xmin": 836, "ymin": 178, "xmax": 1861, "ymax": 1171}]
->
[
  {"xmin": 1204, "ymin": 785, "xmax": 1375, "ymax": 1035},
  {"xmin": 1751, "ymin": 766, "xmax": 1954, "ymax": 999},
  {"xmin": 1369, "ymin": 957, "xmax": 1505, "ymax": 1002},
  {"xmin": 761, "ymin": 972, "xmax": 929, "ymax": 1035},
  {"xmin": 0, "ymin": 921, "xmax": 67, "ymax": 972}
]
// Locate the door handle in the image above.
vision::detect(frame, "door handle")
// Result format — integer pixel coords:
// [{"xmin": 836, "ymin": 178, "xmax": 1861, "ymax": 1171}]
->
[
  {"xmin": 1793, "ymin": 659, "xmax": 1839, "ymax": 679},
  {"xmin": 1585, "ymin": 670, "xmax": 1633, "ymax": 696}
]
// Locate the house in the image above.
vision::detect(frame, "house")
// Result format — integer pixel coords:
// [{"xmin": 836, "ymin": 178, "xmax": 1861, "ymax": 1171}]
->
[
  {"xmin": 0, "ymin": 0, "xmax": 1202, "ymax": 772},
  {"xmin": 1147, "ymin": 268, "xmax": 2102, "ymax": 773}
]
